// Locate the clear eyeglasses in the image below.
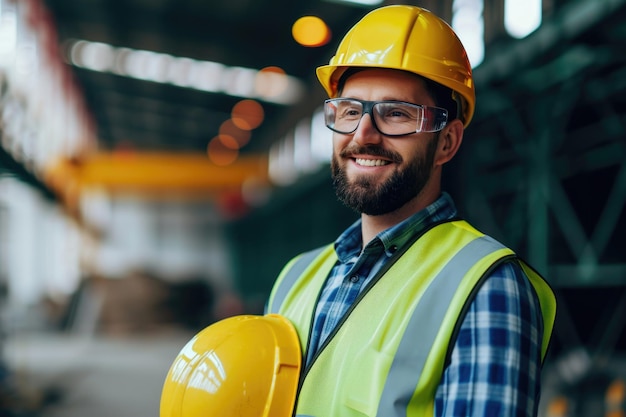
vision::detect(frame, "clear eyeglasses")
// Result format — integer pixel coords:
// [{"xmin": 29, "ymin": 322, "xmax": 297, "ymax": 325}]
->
[{"xmin": 323, "ymin": 98, "xmax": 448, "ymax": 136}]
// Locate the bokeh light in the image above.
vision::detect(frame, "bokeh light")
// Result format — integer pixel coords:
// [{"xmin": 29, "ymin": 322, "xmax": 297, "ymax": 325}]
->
[
  {"xmin": 219, "ymin": 119, "xmax": 251, "ymax": 148},
  {"xmin": 217, "ymin": 133, "xmax": 240, "ymax": 150},
  {"xmin": 231, "ymin": 99, "xmax": 264, "ymax": 131},
  {"xmin": 207, "ymin": 136, "xmax": 239, "ymax": 166},
  {"xmin": 292, "ymin": 16, "xmax": 331, "ymax": 47},
  {"xmin": 67, "ymin": 39, "xmax": 305, "ymax": 104},
  {"xmin": 255, "ymin": 66, "xmax": 289, "ymax": 99}
]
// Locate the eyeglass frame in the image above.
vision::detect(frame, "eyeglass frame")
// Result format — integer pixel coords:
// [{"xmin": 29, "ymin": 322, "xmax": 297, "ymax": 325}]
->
[{"xmin": 323, "ymin": 98, "xmax": 448, "ymax": 137}]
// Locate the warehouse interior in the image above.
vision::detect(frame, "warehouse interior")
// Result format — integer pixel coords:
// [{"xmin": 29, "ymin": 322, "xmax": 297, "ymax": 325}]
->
[{"xmin": 0, "ymin": 0, "xmax": 625, "ymax": 415}]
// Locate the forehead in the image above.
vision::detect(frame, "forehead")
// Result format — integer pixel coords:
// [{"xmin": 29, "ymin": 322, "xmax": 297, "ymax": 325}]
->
[{"xmin": 340, "ymin": 68, "xmax": 433, "ymax": 104}]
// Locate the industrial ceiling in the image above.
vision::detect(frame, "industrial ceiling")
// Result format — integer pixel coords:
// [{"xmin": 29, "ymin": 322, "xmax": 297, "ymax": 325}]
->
[
  {"xmin": 4, "ymin": 0, "xmax": 626, "ymax": 207},
  {"xmin": 41, "ymin": 0, "xmax": 373, "ymax": 155}
]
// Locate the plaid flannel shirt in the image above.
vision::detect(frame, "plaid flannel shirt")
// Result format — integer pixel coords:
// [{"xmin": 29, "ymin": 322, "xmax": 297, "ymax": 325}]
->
[{"xmin": 307, "ymin": 192, "xmax": 543, "ymax": 417}]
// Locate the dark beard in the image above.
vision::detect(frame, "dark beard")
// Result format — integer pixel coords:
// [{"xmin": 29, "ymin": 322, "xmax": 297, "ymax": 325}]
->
[{"xmin": 331, "ymin": 138, "xmax": 438, "ymax": 216}]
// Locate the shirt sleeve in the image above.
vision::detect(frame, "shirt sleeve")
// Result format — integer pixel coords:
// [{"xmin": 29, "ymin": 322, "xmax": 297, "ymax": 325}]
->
[{"xmin": 434, "ymin": 260, "xmax": 544, "ymax": 417}]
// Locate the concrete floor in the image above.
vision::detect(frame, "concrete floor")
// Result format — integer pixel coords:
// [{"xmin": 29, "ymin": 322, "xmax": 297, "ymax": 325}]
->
[{"xmin": 3, "ymin": 328, "xmax": 194, "ymax": 417}]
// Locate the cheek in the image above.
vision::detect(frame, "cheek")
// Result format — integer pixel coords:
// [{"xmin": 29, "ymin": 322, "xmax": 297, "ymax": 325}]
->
[
  {"xmin": 400, "ymin": 135, "xmax": 439, "ymax": 164},
  {"xmin": 394, "ymin": 143, "xmax": 422, "ymax": 164},
  {"xmin": 332, "ymin": 134, "xmax": 351, "ymax": 154}
]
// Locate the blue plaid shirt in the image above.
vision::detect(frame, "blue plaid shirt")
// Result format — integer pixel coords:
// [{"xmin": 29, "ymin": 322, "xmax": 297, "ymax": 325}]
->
[{"xmin": 307, "ymin": 192, "xmax": 543, "ymax": 417}]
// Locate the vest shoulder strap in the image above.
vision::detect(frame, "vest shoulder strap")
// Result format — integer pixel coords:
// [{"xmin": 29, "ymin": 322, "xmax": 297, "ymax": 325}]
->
[{"xmin": 267, "ymin": 245, "xmax": 326, "ymax": 314}]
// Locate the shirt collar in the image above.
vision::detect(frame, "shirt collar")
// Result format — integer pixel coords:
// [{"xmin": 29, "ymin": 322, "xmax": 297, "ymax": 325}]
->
[{"xmin": 334, "ymin": 192, "xmax": 458, "ymax": 262}]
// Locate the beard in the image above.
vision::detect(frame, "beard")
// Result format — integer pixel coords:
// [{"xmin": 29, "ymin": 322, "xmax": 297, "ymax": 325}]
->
[{"xmin": 331, "ymin": 137, "xmax": 439, "ymax": 216}]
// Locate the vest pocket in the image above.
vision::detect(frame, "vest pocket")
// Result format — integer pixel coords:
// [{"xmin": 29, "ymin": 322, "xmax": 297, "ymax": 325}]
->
[{"xmin": 343, "ymin": 347, "xmax": 394, "ymax": 416}]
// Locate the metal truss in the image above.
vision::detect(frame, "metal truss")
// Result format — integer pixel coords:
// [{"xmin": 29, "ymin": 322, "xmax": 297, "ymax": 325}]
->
[{"xmin": 457, "ymin": 0, "xmax": 626, "ymax": 288}]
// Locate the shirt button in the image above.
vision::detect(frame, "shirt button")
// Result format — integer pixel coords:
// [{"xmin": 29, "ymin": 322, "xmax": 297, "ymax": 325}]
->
[
  {"xmin": 390, "ymin": 245, "xmax": 398, "ymax": 253},
  {"xmin": 349, "ymin": 275, "xmax": 359, "ymax": 283}
]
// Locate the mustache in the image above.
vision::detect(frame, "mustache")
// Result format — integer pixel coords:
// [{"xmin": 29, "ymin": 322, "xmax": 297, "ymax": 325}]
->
[{"xmin": 339, "ymin": 145, "xmax": 402, "ymax": 163}]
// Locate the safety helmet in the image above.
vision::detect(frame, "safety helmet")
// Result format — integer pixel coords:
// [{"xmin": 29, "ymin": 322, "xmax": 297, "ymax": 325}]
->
[
  {"xmin": 316, "ymin": 5, "xmax": 475, "ymax": 127},
  {"xmin": 160, "ymin": 314, "xmax": 301, "ymax": 417}
]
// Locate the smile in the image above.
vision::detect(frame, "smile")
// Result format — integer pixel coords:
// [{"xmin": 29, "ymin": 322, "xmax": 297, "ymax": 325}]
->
[{"xmin": 355, "ymin": 158, "xmax": 391, "ymax": 167}]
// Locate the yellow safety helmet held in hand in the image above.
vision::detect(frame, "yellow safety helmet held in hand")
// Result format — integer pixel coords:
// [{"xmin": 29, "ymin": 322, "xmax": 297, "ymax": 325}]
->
[
  {"xmin": 316, "ymin": 5, "xmax": 476, "ymax": 126},
  {"xmin": 160, "ymin": 314, "xmax": 301, "ymax": 417}
]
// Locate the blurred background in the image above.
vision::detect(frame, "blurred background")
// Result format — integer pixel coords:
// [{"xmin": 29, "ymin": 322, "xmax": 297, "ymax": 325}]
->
[{"xmin": 0, "ymin": 0, "xmax": 624, "ymax": 415}]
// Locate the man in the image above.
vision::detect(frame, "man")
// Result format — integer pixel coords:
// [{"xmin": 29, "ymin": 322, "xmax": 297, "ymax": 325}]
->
[{"xmin": 266, "ymin": 5, "xmax": 556, "ymax": 417}]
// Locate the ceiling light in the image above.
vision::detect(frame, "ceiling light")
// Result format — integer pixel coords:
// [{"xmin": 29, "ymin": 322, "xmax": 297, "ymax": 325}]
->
[
  {"xmin": 452, "ymin": 0, "xmax": 485, "ymax": 68},
  {"xmin": 505, "ymin": 0, "xmax": 542, "ymax": 38},
  {"xmin": 66, "ymin": 39, "xmax": 304, "ymax": 105},
  {"xmin": 292, "ymin": 16, "xmax": 331, "ymax": 47}
]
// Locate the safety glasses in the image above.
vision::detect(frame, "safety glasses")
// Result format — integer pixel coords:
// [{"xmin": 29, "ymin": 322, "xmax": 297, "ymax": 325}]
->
[{"xmin": 324, "ymin": 98, "xmax": 448, "ymax": 136}]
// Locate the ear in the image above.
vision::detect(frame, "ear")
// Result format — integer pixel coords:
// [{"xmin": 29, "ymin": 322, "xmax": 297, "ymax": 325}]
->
[{"xmin": 434, "ymin": 119, "xmax": 464, "ymax": 166}]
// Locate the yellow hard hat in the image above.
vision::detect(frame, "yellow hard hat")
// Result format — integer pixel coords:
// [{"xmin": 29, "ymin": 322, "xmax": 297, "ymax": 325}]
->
[
  {"xmin": 160, "ymin": 314, "xmax": 301, "ymax": 417},
  {"xmin": 316, "ymin": 5, "xmax": 475, "ymax": 126}
]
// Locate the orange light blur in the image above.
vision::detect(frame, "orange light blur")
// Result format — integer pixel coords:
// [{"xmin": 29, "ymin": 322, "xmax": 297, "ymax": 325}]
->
[
  {"xmin": 292, "ymin": 16, "xmax": 331, "ymax": 47},
  {"xmin": 255, "ymin": 66, "xmax": 289, "ymax": 99},
  {"xmin": 231, "ymin": 99, "xmax": 264, "ymax": 130},
  {"xmin": 259, "ymin": 66, "xmax": 284, "ymax": 75},
  {"xmin": 219, "ymin": 119, "xmax": 251, "ymax": 148},
  {"xmin": 208, "ymin": 136, "xmax": 239, "ymax": 166},
  {"xmin": 218, "ymin": 134, "xmax": 240, "ymax": 150}
]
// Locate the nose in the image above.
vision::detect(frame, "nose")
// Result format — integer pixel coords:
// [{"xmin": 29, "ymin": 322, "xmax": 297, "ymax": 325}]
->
[{"xmin": 351, "ymin": 113, "xmax": 383, "ymax": 146}]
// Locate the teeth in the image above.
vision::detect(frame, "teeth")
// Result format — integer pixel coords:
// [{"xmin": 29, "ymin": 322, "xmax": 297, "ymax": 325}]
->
[{"xmin": 355, "ymin": 158, "xmax": 390, "ymax": 167}]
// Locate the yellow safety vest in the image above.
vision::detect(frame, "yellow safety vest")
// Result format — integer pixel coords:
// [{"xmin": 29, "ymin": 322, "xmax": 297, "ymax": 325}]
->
[{"xmin": 267, "ymin": 220, "xmax": 556, "ymax": 417}]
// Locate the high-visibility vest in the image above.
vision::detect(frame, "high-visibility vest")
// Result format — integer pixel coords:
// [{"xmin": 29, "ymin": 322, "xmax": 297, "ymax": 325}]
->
[{"xmin": 268, "ymin": 220, "xmax": 556, "ymax": 417}]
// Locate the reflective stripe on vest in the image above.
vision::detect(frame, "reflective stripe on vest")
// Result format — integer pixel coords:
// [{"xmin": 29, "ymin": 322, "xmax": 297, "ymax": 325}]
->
[
  {"xmin": 377, "ymin": 234, "xmax": 504, "ymax": 415},
  {"xmin": 268, "ymin": 246, "xmax": 325, "ymax": 315},
  {"xmin": 270, "ymin": 220, "xmax": 556, "ymax": 417}
]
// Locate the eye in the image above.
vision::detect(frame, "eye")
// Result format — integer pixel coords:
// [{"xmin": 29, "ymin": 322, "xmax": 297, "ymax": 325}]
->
[
  {"xmin": 387, "ymin": 108, "xmax": 412, "ymax": 118},
  {"xmin": 337, "ymin": 103, "xmax": 362, "ymax": 119},
  {"xmin": 376, "ymin": 102, "xmax": 418, "ymax": 121}
]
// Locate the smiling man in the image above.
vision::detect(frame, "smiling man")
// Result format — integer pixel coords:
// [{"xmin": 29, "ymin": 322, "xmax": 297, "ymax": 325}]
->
[
  {"xmin": 329, "ymin": 68, "xmax": 457, "ymax": 242},
  {"xmin": 266, "ymin": 5, "xmax": 557, "ymax": 417}
]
